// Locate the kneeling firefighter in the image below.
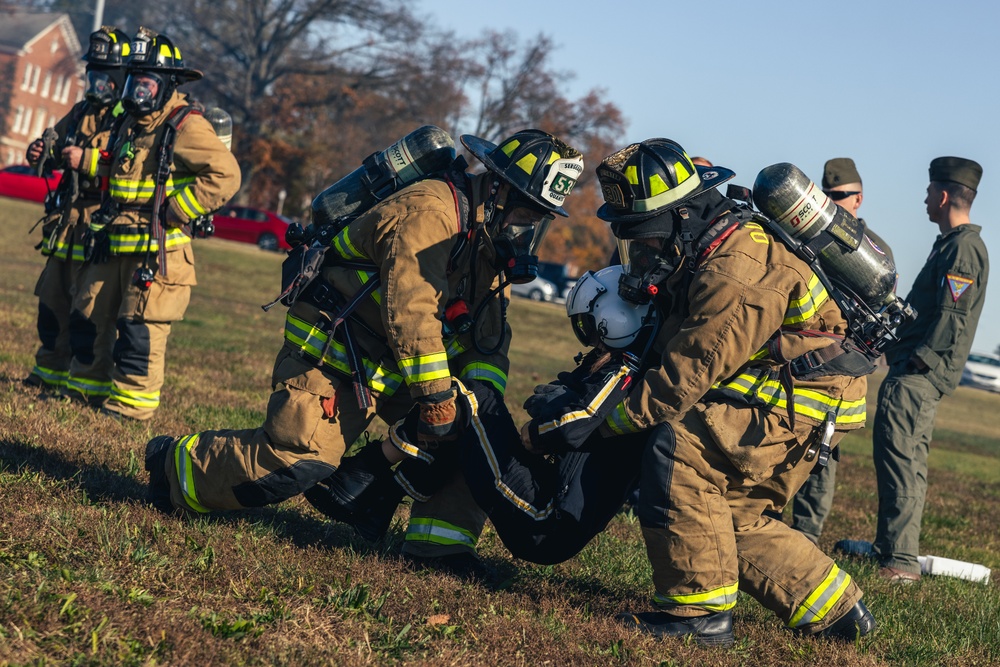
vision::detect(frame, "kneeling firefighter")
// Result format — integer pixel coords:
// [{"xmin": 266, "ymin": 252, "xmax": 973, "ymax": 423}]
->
[
  {"xmin": 145, "ymin": 128, "xmax": 584, "ymax": 570},
  {"xmin": 308, "ymin": 266, "xmax": 660, "ymax": 565},
  {"xmin": 594, "ymin": 139, "xmax": 880, "ymax": 647}
]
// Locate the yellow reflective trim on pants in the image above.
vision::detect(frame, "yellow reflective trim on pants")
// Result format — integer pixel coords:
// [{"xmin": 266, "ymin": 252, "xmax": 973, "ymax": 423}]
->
[
  {"xmin": 404, "ymin": 517, "xmax": 477, "ymax": 548},
  {"xmin": 174, "ymin": 434, "xmax": 209, "ymax": 513},
  {"xmin": 653, "ymin": 582, "xmax": 739, "ymax": 613},
  {"xmin": 538, "ymin": 363, "xmax": 629, "ymax": 434},
  {"xmin": 457, "ymin": 361, "xmax": 507, "ymax": 395},
  {"xmin": 788, "ymin": 564, "xmax": 851, "ymax": 628},
  {"xmin": 459, "ymin": 380, "xmax": 555, "ymax": 520},
  {"xmin": 109, "ymin": 386, "xmax": 160, "ymax": 409},
  {"xmin": 65, "ymin": 376, "xmax": 112, "ymax": 398},
  {"xmin": 31, "ymin": 365, "xmax": 68, "ymax": 387},
  {"xmin": 784, "ymin": 273, "xmax": 829, "ymax": 325},
  {"xmin": 284, "ymin": 314, "xmax": 403, "ymax": 396},
  {"xmin": 605, "ymin": 401, "xmax": 641, "ymax": 435},
  {"xmin": 398, "ymin": 351, "xmax": 450, "ymax": 384}
]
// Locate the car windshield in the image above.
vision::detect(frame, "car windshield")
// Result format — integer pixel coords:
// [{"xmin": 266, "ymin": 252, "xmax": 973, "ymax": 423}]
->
[{"xmin": 967, "ymin": 354, "xmax": 1000, "ymax": 366}]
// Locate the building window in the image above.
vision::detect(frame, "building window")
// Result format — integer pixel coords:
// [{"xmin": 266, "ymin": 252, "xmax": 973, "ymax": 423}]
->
[
  {"xmin": 52, "ymin": 75, "xmax": 64, "ymax": 102},
  {"xmin": 21, "ymin": 63, "xmax": 33, "ymax": 90},
  {"xmin": 41, "ymin": 72, "xmax": 52, "ymax": 99},
  {"xmin": 20, "ymin": 108, "xmax": 33, "ymax": 136},
  {"xmin": 51, "ymin": 38, "xmax": 59, "ymax": 54},
  {"xmin": 33, "ymin": 107, "xmax": 47, "ymax": 137},
  {"xmin": 11, "ymin": 106, "xmax": 25, "ymax": 134},
  {"xmin": 29, "ymin": 66, "xmax": 40, "ymax": 94}
]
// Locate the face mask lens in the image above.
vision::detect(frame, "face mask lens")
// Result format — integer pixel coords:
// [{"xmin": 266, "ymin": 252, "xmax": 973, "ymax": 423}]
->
[
  {"xmin": 86, "ymin": 71, "xmax": 114, "ymax": 103},
  {"xmin": 627, "ymin": 239, "xmax": 664, "ymax": 275},
  {"xmin": 123, "ymin": 73, "xmax": 162, "ymax": 112}
]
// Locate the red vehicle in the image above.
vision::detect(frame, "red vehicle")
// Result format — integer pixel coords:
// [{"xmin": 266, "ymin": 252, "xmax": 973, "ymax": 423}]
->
[
  {"xmin": 211, "ymin": 205, "xmax": 293, "ymax": 251},
  {"xmin": 0, "ymin": 164, "xmax": 63, "ymax": 203}
]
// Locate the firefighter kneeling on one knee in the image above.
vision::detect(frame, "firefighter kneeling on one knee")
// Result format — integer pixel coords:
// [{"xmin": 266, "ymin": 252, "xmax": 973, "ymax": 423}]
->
[
  {"xmin": 145, "ymin": 128, "xmax": 584, "ymax": 572},
  {"xmin": 593, "ymin": 139, "xmax": 877, "ymax": 647}
]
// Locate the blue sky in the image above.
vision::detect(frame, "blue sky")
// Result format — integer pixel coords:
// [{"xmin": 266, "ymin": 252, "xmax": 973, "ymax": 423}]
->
[{"xmin": 424, "ymin": 0, "xmax": 1000, "ymax": 354}]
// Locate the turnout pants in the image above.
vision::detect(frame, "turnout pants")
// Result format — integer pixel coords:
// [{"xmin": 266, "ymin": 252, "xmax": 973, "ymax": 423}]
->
[
  {"xmin": 872, "ymin": 367, "xmax": 943, "ymax": 574},
  {"xmin": 639, "ymin": 402, "xmax": 862, "ymax": 633},
  {"xmin": 68, "ymin": 244, "xmax": 195, "ymax": 418},
  {"xmin": 32, "ymin": 245, "xmax": 84, "ymax": 388}
]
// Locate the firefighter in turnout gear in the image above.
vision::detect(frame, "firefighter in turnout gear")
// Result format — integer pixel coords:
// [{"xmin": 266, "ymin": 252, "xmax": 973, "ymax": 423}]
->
[
  {"xmin": 308, "ymin": 266, "xmax": 655, "ymax": 563},
  {"xmin": 23, "ymin": 26, "xmax": 130, "ymax": 395},
  {"xmin": 596, "ymin": 139, "xmax": 875, "ymax": 647},
  {"xmin": 66, "ymin": 27, "xmax": 240, "ymax": 418},
  {"xmin": 144, "ymin": 129, "xmax": 583, "ymax": 571}
]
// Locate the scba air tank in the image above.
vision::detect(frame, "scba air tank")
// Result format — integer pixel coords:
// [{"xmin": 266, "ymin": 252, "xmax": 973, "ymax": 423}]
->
[
  {"xmin": 204, "ymin": 107, "xmax": 233, "ymax": 150},
  {"xmin": 312, "ymin": 125, "xmax": 457, "ymax": 226},
  {"xmin": 752, "ymin": 162, "xmax": 897, "ymax": 308}
]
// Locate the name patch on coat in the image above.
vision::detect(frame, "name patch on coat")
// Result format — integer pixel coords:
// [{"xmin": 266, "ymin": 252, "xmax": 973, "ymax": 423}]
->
[{"xmin": 946, "ymin": 274, "xmax": 973, "ymax": 302}]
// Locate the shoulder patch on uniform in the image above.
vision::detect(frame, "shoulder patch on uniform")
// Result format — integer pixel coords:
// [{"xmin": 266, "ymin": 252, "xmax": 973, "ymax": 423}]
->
[{"xmin": 946, "ymin": 274, "xmax": 973, "ymax": 302}]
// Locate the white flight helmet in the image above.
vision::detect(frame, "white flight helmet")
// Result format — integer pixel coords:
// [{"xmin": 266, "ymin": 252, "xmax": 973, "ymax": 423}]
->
[{"xmin": 566, "ymin": 265, "xmax": 657, "ymax": 349}]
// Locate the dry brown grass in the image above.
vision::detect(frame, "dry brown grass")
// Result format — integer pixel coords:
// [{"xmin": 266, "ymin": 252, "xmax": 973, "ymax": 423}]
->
[{"xmin": 2, "ymin": 197, "xmax": 999, "ymax": 666}]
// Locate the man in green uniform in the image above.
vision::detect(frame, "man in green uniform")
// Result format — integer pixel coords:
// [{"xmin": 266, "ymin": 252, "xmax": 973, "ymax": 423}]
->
[
  {"xmin": 791, "ymin": 157, "xmax": 894, "ymax": 544},
  {"xmin": 838, "ymin": 157, "xmax": 988, "ymax": 582}
]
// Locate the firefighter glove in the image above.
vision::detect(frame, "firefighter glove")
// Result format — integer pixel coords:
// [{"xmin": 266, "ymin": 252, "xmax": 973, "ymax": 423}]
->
[{"xmin": 416, "ymin": 385, "xmax": 463, "ymax": 443}]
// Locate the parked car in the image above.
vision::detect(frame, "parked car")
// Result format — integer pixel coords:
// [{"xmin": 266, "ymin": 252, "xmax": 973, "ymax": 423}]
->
[
  {"xmin": 960, "ymin": 352, "xmax": 1000, "ymax": 393},
  {"xmin": 0, "ymin": 164, "xmax": 62, "ymax": 203},
  {"xmin": 537, "ymin": 261, "xmax": 578, "ymax": 301},
  {"xmin": 211, "ymin": 205, "xmax": 294, "ymax": 251},
  {"xmin": 510, "ymin": 275, "xmax": 559, "ymax": 302}
]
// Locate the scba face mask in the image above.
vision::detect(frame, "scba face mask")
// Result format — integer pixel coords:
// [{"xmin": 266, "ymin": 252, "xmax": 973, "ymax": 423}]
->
[
  {"xmin": 616, "ymin": 235, "xmax": 682, "ymax": 304},
  {"xmin": 122, "ymin": 72, "xmax": 167, "ymax": 115},
  {"xmin": 85, "ymin": 70, "xmax": 118, "ymax": 106},
  {"xmin": 493, "ymin": 204, "xmax": 554, "ymax": 284}
]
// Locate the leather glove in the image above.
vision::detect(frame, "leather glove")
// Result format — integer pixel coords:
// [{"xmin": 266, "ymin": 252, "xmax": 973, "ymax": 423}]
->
[{"xmin": 416, "ymin": 385, "xmax": 463, "ymax": 444}]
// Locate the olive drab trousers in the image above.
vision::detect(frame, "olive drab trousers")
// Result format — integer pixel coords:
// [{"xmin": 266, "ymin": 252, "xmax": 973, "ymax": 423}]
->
[
  {"xmin": 872, "ymin": 365, "xmax": 943, "ymax": 574},
  {"xmin": 32, "ymin": 229, "xmax": 86, "ymax": 390},
  {"xmin": 638, "ymin": 404, "xmax": 862, "ymax": 632},
  {"xmin": 790, "ymin": 452, "xmax": 839, "ymax": 544},
  {"xmin": 160, "ymin": 348, "xmax": 488, "ymax": 554},
  {"xmin": 67, "ymin": 244, "xmax": 195, "ymax": 419}
]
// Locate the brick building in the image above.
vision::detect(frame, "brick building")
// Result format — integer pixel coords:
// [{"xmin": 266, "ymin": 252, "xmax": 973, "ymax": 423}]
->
[{"xmin": 0, "ymin": 12, "xmax": 83, "ymax": 166}]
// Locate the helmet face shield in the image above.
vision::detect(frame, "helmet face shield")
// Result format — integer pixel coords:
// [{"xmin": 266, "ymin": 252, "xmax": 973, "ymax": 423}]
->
[
  {"xmin": 122, "ymin": 72, "xmax": 166, "ymax": 115},
  {"xmin": 85, "ymin": 70, "xmax": 117, "ymax": 106}
]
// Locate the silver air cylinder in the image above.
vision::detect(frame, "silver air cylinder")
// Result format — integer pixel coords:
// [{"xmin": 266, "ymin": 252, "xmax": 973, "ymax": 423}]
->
[
  {"xmin": 312, "ymin": 125, "xmax": 456, "ymax": 226},
  {"xmin": 752, "ymin": 162, "xmax": 897, "ymax": 308},
  {"xmin": 204, "ymin": 107, "xmax": 233, "ymax": 150}
]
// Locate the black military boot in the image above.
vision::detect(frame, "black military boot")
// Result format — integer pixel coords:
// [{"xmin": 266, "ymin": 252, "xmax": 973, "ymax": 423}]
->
[
  {"xmin": 815, "ymin": 601, "xmax": 876, "ymax": 641},
  {"xmin": 144, "ymin": 435, "xmax": 175, "ymax": 514},
  {"xmin": 615, "ymin": 610, "xmax": 735, "ymax": 647}
]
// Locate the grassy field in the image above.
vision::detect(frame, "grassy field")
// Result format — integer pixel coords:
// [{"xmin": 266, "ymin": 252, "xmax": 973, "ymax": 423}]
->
[{"xmin": 1, "ymin": 197, "xmax": 998, "ymax": 666}]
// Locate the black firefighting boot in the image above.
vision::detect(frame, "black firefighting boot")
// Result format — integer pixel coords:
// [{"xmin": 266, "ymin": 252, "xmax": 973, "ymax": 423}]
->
[
  {"xmin": 323, "ymin": 440, "xmax": 395, "ymax": 514},
  {"xmin": 144, "ymin": 435, "xmax": 176, "ymax": 514},
  {"xmin": 812, "ymin": 601, "xmax": 876, "ymax": 641},
  {"xmin": 615, "ymin": 610, "xmax": 735, "ymax": 648}
]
